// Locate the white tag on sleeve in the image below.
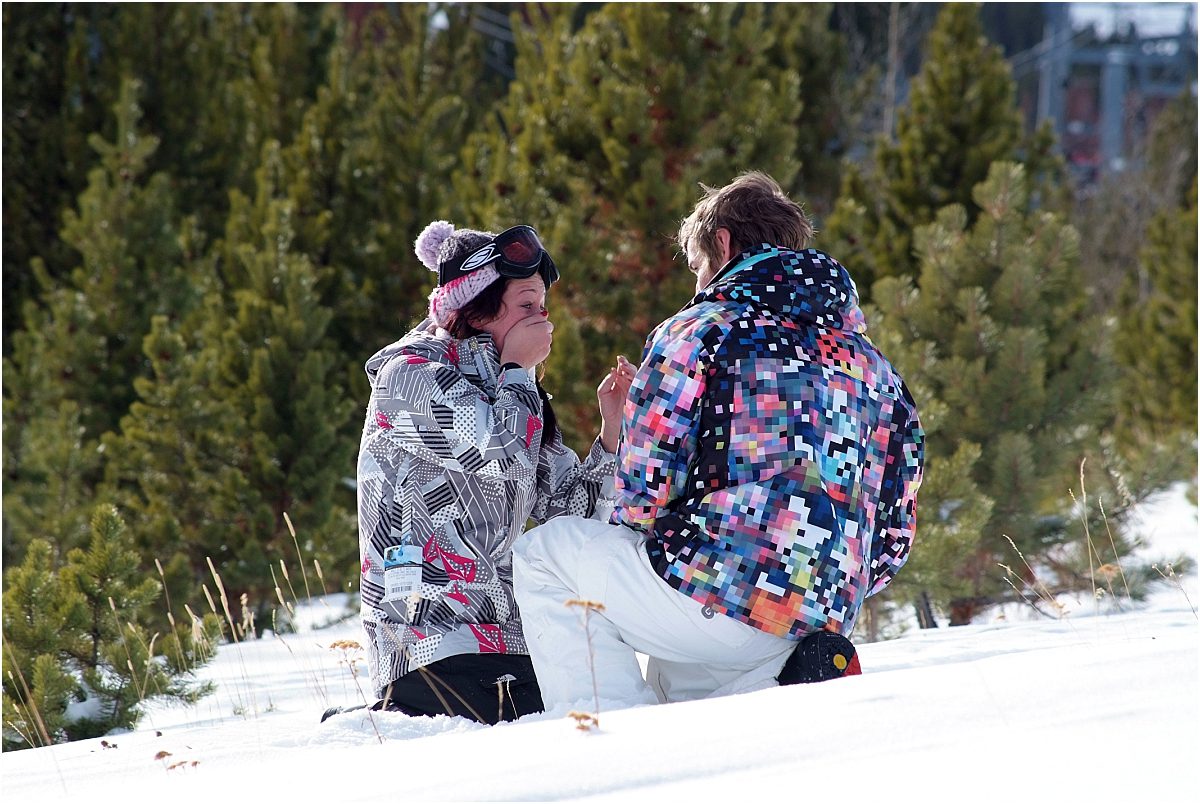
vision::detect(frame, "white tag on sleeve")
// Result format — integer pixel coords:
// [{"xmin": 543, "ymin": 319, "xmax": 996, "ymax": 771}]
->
[{"xmin": 382, "ymin": 544, "xmax": 423, "ymax": 602}]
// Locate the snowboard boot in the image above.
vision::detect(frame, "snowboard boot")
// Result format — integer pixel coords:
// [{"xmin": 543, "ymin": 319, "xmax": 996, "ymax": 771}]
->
[
  {"xmin": 776, "ymin": 629, "xmax": 861, "ymax": 685},
  {"xmin": 320, "ymin": 697, "xmax": 409, "ymax": 722},
  {"xmin": 320, "ymin": 702, "xmax": 374, "ymax": 722}
]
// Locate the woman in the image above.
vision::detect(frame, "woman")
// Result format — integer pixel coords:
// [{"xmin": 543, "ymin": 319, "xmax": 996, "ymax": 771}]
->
[{"xmin": 354, "ymin": 220, "xmax": 631, "ymax": 724}]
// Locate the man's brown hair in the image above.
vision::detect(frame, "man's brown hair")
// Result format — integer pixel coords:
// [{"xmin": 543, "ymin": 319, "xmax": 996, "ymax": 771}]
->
[{"xmin": 678, "ymin": 171, "xmax": 814, "ymax": 270}]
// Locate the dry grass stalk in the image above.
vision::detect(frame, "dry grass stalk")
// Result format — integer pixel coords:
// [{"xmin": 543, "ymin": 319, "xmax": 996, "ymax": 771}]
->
[
  {"xmin": 164, "ymin": 610, "xmax": 190, "ymax": 674},
  {"xmin": 1098, "ymin": 496, "xmax": 1134, "ymax": 601},
  {"xmin": 271, "ymin": 625, "xmax": 328, "ymax": 703},
  {"xmin": 328, "ymin": 619, "xmax": 487, "ymax": 728},
  {"xmin": 123, "ymin": 623, "xmax": 164, "ymax": 700},
  {"xmin": 238, "ymin": 592, "xmax": 255, "ymax": 639},
  {"xmin": 415, "ymin": 663, "xmax": 487, "ymax": 723},
  {"xmin": 1074, "ymin": 496, "xmax": 1124, "ymax": 611},
  {"xmin": 330, "ymin": 639, "xmax": 383, "ymax": 744},
  {"xmin": 1000, "ymin": 537, "xmax": 1066, "ymax": 616},
  {"xmin": 270, "ymin": 565, "xmax": 297, "ymax": 622},
  {"xmin": 495, "ymin": 674, "xmax": 514, "ymax": 724},
  {"xmin": 1072, "ymin": 458, "xmax": 1133, "ymax": 613},
  {"xmin": 266, "ymin": 529, "xmax": 340, "ymax": 706},
  {"xmin": 367, "ymin": 619, "xmax": 488, "ymax": 724},
  {"xmin": 205, "ymin": 557, "xmax": 239, "ymax": 644},
  {"xmin": 154, "ymin": 558, "xmax": 174, "ymax": 618},
  {"xmin": 997, "ymin": 568, "xmax": 1059, "ymax": 620},
  {"xmin": 279, "ymin": 559, "xmax": 300, "ymax": 614},
  {"xmin": 271, "ymin": 574, "xmax": 289, "ymax": 612},
  {"xmin": 1153, "ymin": 563, "xmax": 1198, "ymax": 619},
  {"xmin": 313, "ymin": 559, "xmax": 328, "ymax": 595},
  {"xmin": 565, "ymin": 598, "xmax": 606, "ymax": 731},
  {"xmin": 5, "ymin": 682, "xmax": 43, "ymax": 748},
  {"xmin": 202, "ymin": 584, "xmax": 218, "ymax": 619},
  {"xmin": 283, "ymin": 512, "xmax": 314, "ymax": 602},
  {"xmin": 183, "ymin": 604, "xmax": 216, "ymax": 665},
  {"xmin": 109, "ymin": 596, "xmax": 147, "ymax": 700},
  {"xmin": 1070, "ymin": 458, "xmax": 1100, "ymax": 611},
  {"xmin": 204, "ymin": 558, "xmax": 259, "ymax": 717}
]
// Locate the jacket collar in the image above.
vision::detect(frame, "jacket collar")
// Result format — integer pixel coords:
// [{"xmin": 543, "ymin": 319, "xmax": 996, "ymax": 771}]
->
[
  {"xmin": 685, "ymin": 244, "xmax": 866, "ymax": 333},
  {"xmin": 452, "ymin": 332, "xmax": 502, "ymax": 391}
]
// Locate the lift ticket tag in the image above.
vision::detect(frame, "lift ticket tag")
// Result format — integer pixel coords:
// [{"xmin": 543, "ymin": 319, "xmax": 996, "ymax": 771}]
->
[{"xmin": 382, "ymin": 544, "xmax": 422, "ymax": 601}]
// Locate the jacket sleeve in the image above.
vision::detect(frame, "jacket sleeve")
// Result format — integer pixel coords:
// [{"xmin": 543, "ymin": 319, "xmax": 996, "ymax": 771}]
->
[
  {"xmin": 368, "ymin": 356, "xmax": 545, "ymax": 475},
  {"xmin": 612, "ymin": 324, "xmax": 709, "ymax": 533},
  {"xmin": 530, "ymin": 436, "xmax": 618, "ymax": 524},
  {"xmin": 867, "ymin": 387, "xmax": 924, "ymax": 596}
]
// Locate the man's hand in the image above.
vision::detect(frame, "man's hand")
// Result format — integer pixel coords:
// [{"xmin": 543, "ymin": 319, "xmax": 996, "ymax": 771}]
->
[{"xmin": 597, "ymin": 355, "xmax": 636, "ymax": 453}]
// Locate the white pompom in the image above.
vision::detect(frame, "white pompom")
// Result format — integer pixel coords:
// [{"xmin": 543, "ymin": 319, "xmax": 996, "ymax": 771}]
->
[{"xmin": 414, "ymin": 220, "xmax": 455, "ymax": 271}]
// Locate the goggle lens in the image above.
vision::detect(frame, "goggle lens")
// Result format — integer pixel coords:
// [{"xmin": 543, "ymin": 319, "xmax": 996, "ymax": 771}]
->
[{"xmin": 496, "ymin": 228, "xmax": 545, "ymax": 267}]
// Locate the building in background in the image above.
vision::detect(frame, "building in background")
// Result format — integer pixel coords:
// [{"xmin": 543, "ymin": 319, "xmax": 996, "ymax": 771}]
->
[{"xmin": 1014, "ymin": 2, "xmax": 1196, "ymax": 186}]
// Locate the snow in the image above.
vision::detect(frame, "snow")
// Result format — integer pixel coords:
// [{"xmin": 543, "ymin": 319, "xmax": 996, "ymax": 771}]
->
[{"xmin": 3, "ymin": 486, "xmax": 1197, "ymax": 803}]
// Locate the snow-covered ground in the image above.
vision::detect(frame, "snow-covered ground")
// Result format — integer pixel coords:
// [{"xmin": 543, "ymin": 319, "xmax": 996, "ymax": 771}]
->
[{"xmin": 3, "ymin": 485, "xmax": 1197, "ymax": 803}]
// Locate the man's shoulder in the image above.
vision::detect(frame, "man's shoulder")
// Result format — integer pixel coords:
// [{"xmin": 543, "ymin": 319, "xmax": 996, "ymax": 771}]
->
[{"xmin": 653, "ymin": 299, "xmax": 744, "ymax": 345}]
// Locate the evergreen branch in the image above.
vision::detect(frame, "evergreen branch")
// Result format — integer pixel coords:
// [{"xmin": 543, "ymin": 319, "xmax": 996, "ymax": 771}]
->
[{"xmin": 2, "ymin": 635, "xmax": 52, "ymax": 747}]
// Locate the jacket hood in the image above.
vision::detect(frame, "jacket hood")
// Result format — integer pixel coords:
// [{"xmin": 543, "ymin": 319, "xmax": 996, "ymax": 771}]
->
[
  {"xmin": 692, "ymin": 245, "xmax": 866, "ymax": 333},
  {"xmin": 364, "ymin": 322, "xmax": 498, "ymax": 383}
]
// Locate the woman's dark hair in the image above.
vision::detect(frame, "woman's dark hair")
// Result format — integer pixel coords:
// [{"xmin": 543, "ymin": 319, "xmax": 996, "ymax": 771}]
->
[
  {"xmin": 445, "ymin": 277, "xmax": 560, "ymax": 446},
  {"xmin": 445, "ymin": 279, "xmax": 507, "ymax": 340}
]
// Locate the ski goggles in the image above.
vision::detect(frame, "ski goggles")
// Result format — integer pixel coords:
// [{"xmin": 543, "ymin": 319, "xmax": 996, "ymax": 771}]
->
[{"xmin": 439, "ymin": 225, "xmax": 560, "ymax": 288}]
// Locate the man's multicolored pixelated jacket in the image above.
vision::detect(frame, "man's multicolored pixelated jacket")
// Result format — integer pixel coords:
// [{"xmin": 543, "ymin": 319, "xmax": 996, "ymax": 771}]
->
[{"xmin": 613, "ymin": 245, "xmax": 924, "ymax": 638}]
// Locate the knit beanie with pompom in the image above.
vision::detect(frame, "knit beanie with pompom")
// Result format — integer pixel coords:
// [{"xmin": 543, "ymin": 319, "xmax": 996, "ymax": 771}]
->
[{"xmin": 414, "ymin": 221, "xmax": 501, "ymax": 329}]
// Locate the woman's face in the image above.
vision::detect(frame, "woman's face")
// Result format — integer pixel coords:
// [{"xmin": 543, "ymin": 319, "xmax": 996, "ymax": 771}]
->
[{"xmin": 474, "ymin": 276, "xmax": 548, "ymax": 355}]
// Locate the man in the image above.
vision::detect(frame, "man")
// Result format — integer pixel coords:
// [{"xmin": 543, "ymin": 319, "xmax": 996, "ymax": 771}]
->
[{"xmin": 513, "ymin": 172, "xmax": 924, "ymax": 709}]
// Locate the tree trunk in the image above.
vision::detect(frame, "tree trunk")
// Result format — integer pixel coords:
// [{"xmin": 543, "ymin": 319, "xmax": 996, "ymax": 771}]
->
[
  {"xmin": 883, "ymin": 1, "xmax": 900, "ymax": 139},
  {"xmin": 948, "ymin": 597, "xmax": 977, "ymax": 625},
  {"xmin": 915, "ymin": 590, "xmax": 939, "ymax": 629}
]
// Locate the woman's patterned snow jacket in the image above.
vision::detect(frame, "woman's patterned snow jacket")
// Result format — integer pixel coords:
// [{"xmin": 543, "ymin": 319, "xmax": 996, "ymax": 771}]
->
[
  {"xmin": 613, "ymin": 245, "xmax": 924, "ymax": 639},
  {"xmin": 357, "ymin": 326, "xmax": 615, "ymax": 698}
]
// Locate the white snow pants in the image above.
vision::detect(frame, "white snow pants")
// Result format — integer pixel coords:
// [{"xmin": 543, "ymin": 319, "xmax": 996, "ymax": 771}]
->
[{"xmin": 512, "ymin": 516, "xmax": 796, "ymax": 711}]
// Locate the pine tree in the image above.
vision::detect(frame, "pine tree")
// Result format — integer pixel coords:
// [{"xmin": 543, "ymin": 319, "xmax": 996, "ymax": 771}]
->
[
  {"xmin": 1143, "ymin": 92, "xmax": 1198, "ymax": 212},
  {"xmin": 1115, "ymin": 179, "xmax": 1198, "ymax": 445},
  {"xmin": 276, "ymin": 4, "xmax": 499, "ymax": 398},
  {"xmin": 1, "ymin": 541, "xmax": 88, "ymax": 749},
  {"xmin": 822, "ymin": 3, "xmax": 1063, "ymax": 293},
  {"xmin": 108, "ymin": 4, "xmax": 337, "ymax": 234},
  {"xmin": 760, "ymin": 3, "xmax": 846, "ymax": 215},
  {"xmin": 870, "ymin": 162, "xmax": 1119, "ymax": 624},
  {"xmin": 100, "ymin": 313, "xmax": 263, "ymax": 623},
  {"xmin": 2, "ymin": 4, "xmax": 106, "ymax": 345},
  {"xmin": 3, "ymin": 79, "xmax": 191, "ymax": 564},
  {"xmin": 6, "ymin": 78, "xmax": 189, "ymax": 434},
  {"xmin": 0, "ymin": 401, "xmax": 102, "ymax": 571},
  {"xmin": 1077, "ymin": 93, "xmax": 1198, "ymax": 493},
  {"xmin": 213, "ymin": 150, "xmax": 359, "ymax": 610},
  {"xmin": 859, "ymin": 296, "xmax": 993, "ymax": 628},
  {"xmin": 2, "ymin": 506, "xmax": 217, "ymax": 750},
  {"xmin": 104, "ymin": 142, "xmax": 358, "ymax": 625},
  {"xmin": 2, "ymin": 5, "xmax": 337, "ymax": 346},
  {"xmin": 455, "ymin": 2, "xmax": 829, "ymax": 450},
  {"xmin": 1076, "ymin": 92, "xmax": 1198, "ymax": 314}
]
